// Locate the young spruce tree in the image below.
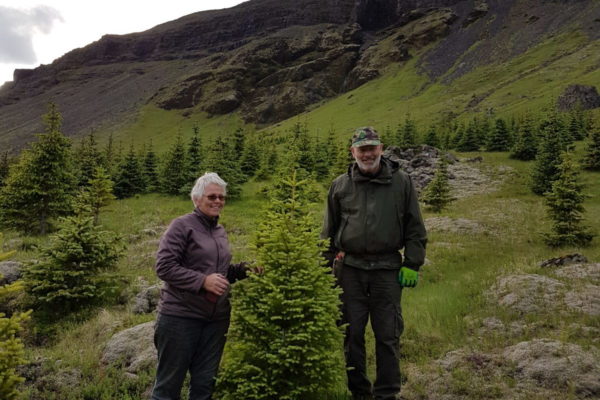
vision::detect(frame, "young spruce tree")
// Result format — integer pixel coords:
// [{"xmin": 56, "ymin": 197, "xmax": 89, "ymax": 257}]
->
[
  {"xmin": 218, "ymin": 173, "xmax": 344, "ymax": 400},
  {"xmin": 510, "ymin": 114, "xmax": 538, "ymax": 161},
  {"xmin": 543, "ymin": 152, "xmax": 594, "ymax": 247},
  {"xmin": 0, "ymin": 102, "xmax": 76, "ymax": 234},
  {"xmin": 24, "ymin": 200, "xmax": 124, "ymax": 316},
  {"xmin": 530, "ymin": 111, "xmax": 568, "ymax": 195},
  {"xmin": 0, "ymin": 235, "xmax": 30, "ymax": 400},
  {"xmin": 421, "ymin": 157, "xmax": 453, "ymax": 212},
  {"xmin": 582, "ymin": 123, "xmax": 600, "ymax": 171}
]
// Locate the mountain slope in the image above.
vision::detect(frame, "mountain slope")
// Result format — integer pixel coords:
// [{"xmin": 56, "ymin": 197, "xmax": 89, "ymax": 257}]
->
[{"xmin": 0, "ymin": 0, "xmax": 598, "ymax": 151}]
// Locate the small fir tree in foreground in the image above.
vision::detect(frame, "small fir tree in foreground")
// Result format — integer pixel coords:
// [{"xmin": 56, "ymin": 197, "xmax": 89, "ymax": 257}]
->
[
  {"xmin": 24, "ymin": 208, "xmax": 124, "ymax": 315},
  {"xmin": 582, "ymin": 124, "xmax": 600, "ymax": 171},
  {"xmin": 160, "ymin": 134, "xmax": 187, "ymax": 195},
  {"xmin": 218, "ymin": 173, "xmax": 344, "ymax": 400},
  {"xmin": 423, "ymin": 125, "xmax": 440, "ymax": 148},
  {"xmin": 77, "ymin": 167, "xmax": 115, "ymax": 225},
  {"xmin": 0, "ymin": 235, "xmax": 30, "ymax": 400},
  {"xmin": 543, "ymin": 152, "xmax": 594, "ymax": 247},
  {"xmin": 486, "ymin": 118, "xmax": 510, "ymax": 151},
  {"xmin": 0, "ymin": 102, "xmax": 76, "ymax": 234},
  {"xmin": 113, "ymin": 144, "xmax": 144, "ymax": 199},
  {"xmin": 421, "ymin": 157, "xmax": 453, "ymax": 212},
  {"xmin": 142, "ymin": 141, "xmax": 160, "ymax": 192}
]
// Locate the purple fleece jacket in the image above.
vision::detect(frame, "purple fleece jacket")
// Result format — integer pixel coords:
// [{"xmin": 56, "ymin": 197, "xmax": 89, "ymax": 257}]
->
[{"xmin": 155, "ymin": 208, "xmax": 246, "ymax": 320}]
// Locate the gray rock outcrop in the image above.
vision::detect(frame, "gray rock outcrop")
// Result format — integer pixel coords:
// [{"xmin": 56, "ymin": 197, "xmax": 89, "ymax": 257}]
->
[
  {"xmin": 489, "ymin": 274, "xmax": 565, "ymax": 314},
  {"xmin": 557, "ymin": 84, "xmax": 600, "ymax": 111},
  {"xmin": 101, "ymin": 321, "xmax": 156, "ymax": 373},
  {"xmin": 131, "ymin": 284, "xmax": 161, "ymax": 314},
  {"xmin": 0, "ymin": 261, "xmax": 23, "ymax": 284},
  {"xmin": 503, "ymin": 339, "xmax": 600, "ymax": 396}
]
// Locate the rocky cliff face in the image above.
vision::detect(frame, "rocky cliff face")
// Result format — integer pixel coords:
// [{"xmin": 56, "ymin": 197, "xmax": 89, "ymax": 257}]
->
[{"xmin": 0, "ymin": 0, "xmax": 598, "ymax": 150}]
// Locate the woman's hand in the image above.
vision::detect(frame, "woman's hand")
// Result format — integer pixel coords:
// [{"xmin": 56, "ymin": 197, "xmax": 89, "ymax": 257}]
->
[{"xmin": 203, "ymin": 273, "xmax": 229, "ymax": 295}]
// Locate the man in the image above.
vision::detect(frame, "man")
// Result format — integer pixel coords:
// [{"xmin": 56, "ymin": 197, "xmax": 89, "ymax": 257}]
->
[{"xmin": 321, "ymin": 127, "xmax": 427, "ymax": 400}]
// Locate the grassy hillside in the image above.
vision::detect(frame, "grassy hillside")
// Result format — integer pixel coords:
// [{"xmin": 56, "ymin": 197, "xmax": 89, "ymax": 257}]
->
[{"xmin": 11, "ymin": 138, "xmax": 599, "ymax": 398}]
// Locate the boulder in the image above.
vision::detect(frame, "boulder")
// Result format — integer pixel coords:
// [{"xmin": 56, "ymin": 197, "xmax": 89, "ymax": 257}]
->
[
  {"xmin": 538, "ymin": 253, "xmax": 588, "ymax": 268},
  {"xmin": 489, "ymin": 274, "xmax": 565, "ymax": 314},
  {"xmin": 101, "ymin": 321, "xmax": 156, "ymax": 373},
  {"xmin": 0, "ymin": 261, "xmax": 23, "ymax": 284},
  {"xmin": 553, "ymin": 262, "xmax": 600, "ymax": 281},
  {"xmin": 557, "ymin": 84, "xmax": 600, "ymax": 111},
  {"xmin": 503, "ymin": 339, "xmax": 600, "ymax": 396},
  {"xmin": 564, "ymin": 284, "xmax": 600, "ymax": 316},
  {"xmin": 131, "ymin": 284, "xmax": 161, "ymax": 314}
]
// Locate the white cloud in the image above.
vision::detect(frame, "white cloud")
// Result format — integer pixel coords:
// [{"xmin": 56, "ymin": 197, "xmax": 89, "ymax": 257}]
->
[{"xmin": 0, "ymin": 5, "xmax": 63, "ymax": 64}]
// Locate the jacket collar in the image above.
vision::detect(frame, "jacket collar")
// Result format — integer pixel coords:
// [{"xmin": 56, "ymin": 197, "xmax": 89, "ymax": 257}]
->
[
  {"xmin": 349, "ymin": 156, "xmax": 399, "ymax": 184},
  {"xmin": 193, "ymin": 208, "xmax": 219, "ymax": 228}
]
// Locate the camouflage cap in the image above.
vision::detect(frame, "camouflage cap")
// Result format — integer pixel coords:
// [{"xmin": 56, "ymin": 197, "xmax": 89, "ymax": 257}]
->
[{"xmin": 351, "ymin": 126, "xmax": 382, "ymax": 147}]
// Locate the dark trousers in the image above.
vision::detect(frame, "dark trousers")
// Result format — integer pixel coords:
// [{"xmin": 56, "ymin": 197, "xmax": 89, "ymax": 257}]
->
[
  {"xmin": 339, "ymin": 266, "xmax": 404, "ymax": 400},
  {"xmin": 151, "ymin": 313, "xmax": 229, "ymax": 400}
]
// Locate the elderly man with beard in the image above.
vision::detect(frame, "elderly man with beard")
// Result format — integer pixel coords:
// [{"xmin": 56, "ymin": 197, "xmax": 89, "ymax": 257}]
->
[{"xmin": 321, "ymin": 127, "xmax": 427, "ymax": 400}]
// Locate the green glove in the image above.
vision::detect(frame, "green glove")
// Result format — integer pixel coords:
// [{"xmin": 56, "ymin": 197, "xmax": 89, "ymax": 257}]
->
[{"xmin": 398, "ymin": 267, "xmax": 418, "ymax": 288}]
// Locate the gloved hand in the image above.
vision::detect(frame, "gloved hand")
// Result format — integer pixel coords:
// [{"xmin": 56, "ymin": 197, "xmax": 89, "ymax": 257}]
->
[{"xmin": 398, "ymin": 267, "xmax": 418, "ymax": 288}]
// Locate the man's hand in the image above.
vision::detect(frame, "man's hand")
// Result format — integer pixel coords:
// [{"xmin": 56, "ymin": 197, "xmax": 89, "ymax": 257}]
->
[
  {"xmin": 203, "ymin": 273, "xmax": 229, "ymax": 296},
  {"xmin": 398, "ymin": 267, "xmax": 418, "ymax": 288}
]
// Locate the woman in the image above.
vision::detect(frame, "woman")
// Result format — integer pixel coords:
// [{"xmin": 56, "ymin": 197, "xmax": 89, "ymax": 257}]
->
[{"xmin": 151, "ymin": 172, "xmax": 249, "ymax": 400}]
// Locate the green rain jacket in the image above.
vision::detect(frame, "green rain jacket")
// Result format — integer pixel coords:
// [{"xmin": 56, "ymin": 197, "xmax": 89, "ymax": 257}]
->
[{"xmin": 321, "ymin": 156, "xmax": 427, "ymax": 270}]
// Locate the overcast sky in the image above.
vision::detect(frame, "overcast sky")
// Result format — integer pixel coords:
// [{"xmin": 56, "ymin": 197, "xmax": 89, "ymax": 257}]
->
[{"xmin": 0, "ymin": 0, "xmax": 246, "ymax": 84}]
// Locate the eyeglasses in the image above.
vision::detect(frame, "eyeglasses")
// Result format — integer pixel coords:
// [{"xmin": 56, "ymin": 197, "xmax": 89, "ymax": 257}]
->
[{"xmin": 204, "ymin": 194, "xmax": 227, "ymax": 201}]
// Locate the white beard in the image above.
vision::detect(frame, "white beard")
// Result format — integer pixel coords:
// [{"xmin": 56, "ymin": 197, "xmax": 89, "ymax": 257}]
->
[{"xmin": 355, "ymin": 154, "xmax": 381, "ymax": 174}]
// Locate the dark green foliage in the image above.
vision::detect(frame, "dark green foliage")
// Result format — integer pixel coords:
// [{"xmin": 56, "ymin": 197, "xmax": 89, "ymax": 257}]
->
[
  {"xmin": 142, "ymin": 141, "xmax": 160, "ymax": 192},
  {"xmin": 312, "ymin": 136, "xmax": 332, "ymax": 181},
  {"xmin": 450, "ymin": 124, "xmax": 464, "ymax": 149},
  {"xmin": 255, "ymin": 143, "xmax": 278, "ymax": 181},
  {"xmin": 530, "ymin": 112, "xmax": 568, "ymax": 195},
  {"xmin": 486, "ymin": 118, "xmax": 510, "ymax": 151},
  {"xmin": 330, "ymin": 142, "xmax": 353, "ymax": 179},
  {"xmin": 291, "ymin": 122, "xmax": 315, "ymax": 173},
  {"xmin": 233, "ymin": 127, "xmax": 246, "ymax": 157},
  {"xmin": 510, "ymin": 114, "xmax": 538, "ymax": 160},
  {"xmin": 543, "ymin": 152, "xmax": 594, "ymax": 247},
  {"xmin": 204, "ymin": 136, "xmax": 245, "ymax": 199},
  {"xmin": 218, "ymin": 173, "xmax": 344, "ymax": 400},
  {"xmin": 400, "ymin": 115, "xmax": 418, "ymax": 148},
  {"xmin": 423, "ymin": 125, "xmax": 440, "ymax": 148},
  {"xmin": 180, "ymin": 128, "xmax": 205, "ymax": 195},
  {"xmin": 0, "ymin": 102, "xmax": 76, "ymax": 235},
  {"xmin": 456, "ymin": 121, "xmax": 480, "ymax": 152},
  {"xmin": 421, "ymin": 157, "xmax": 453, "ymax": 212},
  {"xmin": 23, "ymin": 211, "xmax": 124, "ymax": 315},
  {"xmin": 74, "ymin": 133, "xmax": 104, "ymax": 187},
  {"xmin": 240, "ymin": 134, "xmax": 261, "ymax": 178},
  {"xmin": 160, "ymin": 134, "xmax": 188, "ymax": 196},
  {"xmin": 567, "ymin": 109, "xmax": 586, "ymax": 141},
  {"xmin": 582, "ymin": 124, "xmax": 600, "ymax": 171},
  {"xmin": 0, "ymin": 152, "xmax": 9, "ymax": 188},
  {"xmin": 380, "ymin": 124, "xmax": 394, "ymax": 148},
  {"xmin": 76, "ymin": 167, "xmax": 115, "ymax": 225},
  {"xmin": 113, "ymin": 144, "xmax": 144, "ymax": 199}
]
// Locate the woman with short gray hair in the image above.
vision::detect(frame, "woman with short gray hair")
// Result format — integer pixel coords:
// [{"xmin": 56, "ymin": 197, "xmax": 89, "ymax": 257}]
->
[{"xmin": 151, "ymin": 172, "xmax": 249, "ymax": 400}]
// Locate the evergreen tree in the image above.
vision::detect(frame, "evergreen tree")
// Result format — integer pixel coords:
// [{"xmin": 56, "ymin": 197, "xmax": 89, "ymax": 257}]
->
[
  {"xmin": 240, "ymin": 134, "xmax": 261, "ymax": 178},
  {"xmin": 77, "ymin": 167, "xmax": 115, "ymax": 225},
  {"xmin": 23, "ymin": 210, "xmax": 124, "ymax": 315},
  {"xmin": 0, "ymin": 236, "xmax": 30, "ymax": 400},
  {"xmin": 530, "ymin": 112, "xmax": 568, "ymax": 195},
  {"xmin": 180, "ymin": 129, "xmax": 205, "ymax": 195},
  {"xmin": 0, "ymin": 152, "xmax": 9, "ymax": 188},
  {"xmin": 486, "ymin": 118, "xmax": 510, "ymax": 151},
  {"xmin": 324, "ymin": 128, "xmax": 339, "ymax": 163},
  {"xmin": 400, "ymin": 115, "xmax": 418, "ymax": 148},
  {"xmin": 456, "ymin": 120, "xmax": 480, "ymax": 152},
  {"xmin": 567, "ymin": 109, "xmax": 586, "ymax": 141},
  {"xmin": 582, "ymin": 123, "xmax": 600, "ymax": 171},
  {"xmin": 312, "ymin": 135, "xmax": 331, "ymax": 181},
  {"xmin": 421, "ymin": 157, "xmax": 453, "ymax": 212},
  {"xmin": 291, "ymin": 122, "xmax": 314, "ymax": 173},
  {"xmin": 510, "ymin": 114, "xmax": 538, "ymax": 161},
  {"xmin": 218, "ymin": 173, "xmax": 344, "ymax": 400},
  {"xmin": 74, "ymin": 132, "xmax": 104, "ymax": 187},
  {"xmin": 450, "ymin": 124, "xmax": 464, "ymax": 149},
  {"xmin": 142, "ymin": 141, "xmax": 160, "ymax": 192},
  {"xmin": 543, "ymin": 152, "xmax": 594, "ymax": 247},
  {"xmin": 160, "ymin": 134, "xmax": 188, "ymax": 195},
  {"xmin": 330, "ymin": 140, "xmax": 353, "ymax": 179},
  {"xmin": 113, "ymin": 144, "xmax": 144, "ymax": 199},
  {"xmin": 380, "ymin": 124, "xmax": 394, "ymax": 148},
  {"xmin": 233, "ymin": 127, "xmax": 246, "ymax": 157},
  {"xmin": 423, "ymin": 125, "xmax": 440, "ymax": 148},
  {"xmin": 255, "ymin": 143, "xmax": 279, "ymax": 181},
  {"xmin": 0, "ymin": 102, "xmax": 76, "ymax": 234},
  {"xmin": 204, "ymin": 136, "xmax": 245, "ymax": 199}
]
